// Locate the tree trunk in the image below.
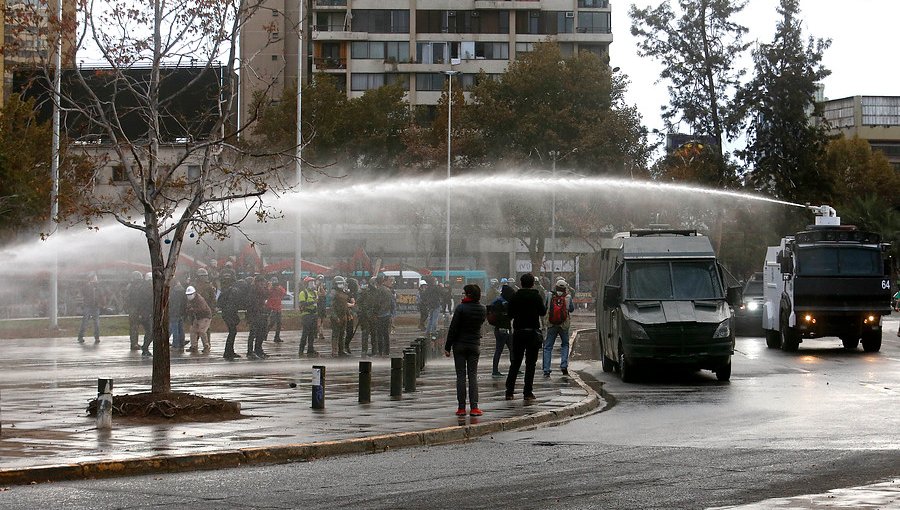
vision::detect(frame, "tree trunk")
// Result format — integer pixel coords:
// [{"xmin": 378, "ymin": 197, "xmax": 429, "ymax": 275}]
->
[{"xmin": 146, "ymin": 214, "xmax": 171, "ymax": 394}]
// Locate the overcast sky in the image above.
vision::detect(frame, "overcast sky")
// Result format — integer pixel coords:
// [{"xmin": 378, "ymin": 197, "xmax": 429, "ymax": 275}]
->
[{"xmin": 613, "ymin": 0, "xmax": 899, "ymax": 135}]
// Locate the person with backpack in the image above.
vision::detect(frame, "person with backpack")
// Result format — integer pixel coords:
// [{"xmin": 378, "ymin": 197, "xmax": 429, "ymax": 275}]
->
[
  {"xmin": 487, "ymin": 282, "xmax": 515, "ymax": 378},
  {"xmin": 543, "ymin": 278, "xmax": 576, "ymax": 377}
]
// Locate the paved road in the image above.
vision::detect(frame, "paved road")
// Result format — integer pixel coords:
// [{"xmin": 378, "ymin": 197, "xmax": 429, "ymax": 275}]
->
[{"xmin": 2, "ymin": 320, "xmax": 899, "ymax": 508}]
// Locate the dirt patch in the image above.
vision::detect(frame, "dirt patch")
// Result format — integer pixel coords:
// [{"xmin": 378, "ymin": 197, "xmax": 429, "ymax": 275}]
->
[{"xmin": 87, "ymin": 392, "xmax": 242, "ymax": 423}]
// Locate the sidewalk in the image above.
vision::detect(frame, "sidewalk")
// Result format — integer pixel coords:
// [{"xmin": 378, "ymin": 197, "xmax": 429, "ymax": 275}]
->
[{"xmin": 0, "ymin": 324, "xmax": 602, "ymax": 484}]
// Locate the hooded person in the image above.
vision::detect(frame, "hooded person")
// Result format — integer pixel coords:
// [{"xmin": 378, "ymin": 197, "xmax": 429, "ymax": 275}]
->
[
  {"xmin": 542, "ymin": 278, "xmax": 575, "ymax": 377},
  {"xmin": 329, "ymin": 276, "xmax": 351, "ymax": 357}
]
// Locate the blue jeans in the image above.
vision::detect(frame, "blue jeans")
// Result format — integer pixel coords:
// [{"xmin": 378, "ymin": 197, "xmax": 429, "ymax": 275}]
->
[
  {"xmin": 492, "ymin": 328, "xmax": 511, "ymax": 373},
  {"xmin": 425, "ymin": 306, "xmax": 442, "ymax": 338},
  {"xmin": 169, "ymin": 317, "xmax": 185, "ymax": 349},
  {"xmin": 542, "ymin": 325, "xmax": 570, "ymax": 374}
]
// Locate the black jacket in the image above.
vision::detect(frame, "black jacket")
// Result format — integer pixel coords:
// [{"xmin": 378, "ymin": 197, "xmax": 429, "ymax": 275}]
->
[
  {"xmin": 444, "ymin": 301, "xmax": 487, "ymax": 351},
  {"xmin": 508, "ymin": 287, "xmax": 547, "ymax": 330}
]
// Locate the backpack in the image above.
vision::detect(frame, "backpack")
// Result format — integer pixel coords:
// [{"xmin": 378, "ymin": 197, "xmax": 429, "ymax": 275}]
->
[
  {"xmin": 486, "ymin": 297, "xmax": 508, "ymax": 327},
  {"xmin": 548, "ymin": 294, "xmax": 569, "ymax": 325}
]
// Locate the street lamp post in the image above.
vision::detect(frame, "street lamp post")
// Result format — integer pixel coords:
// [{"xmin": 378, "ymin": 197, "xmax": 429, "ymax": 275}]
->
[
  {"xmin": 443, "ymin": 69, "xmax": 460, "ymax": 288},
  {"xmin": 549, "ymin": 151, "xmax": 558, "ymax": 286},
  {"xmin": 294, "ymin": 0, "xmax": 304, "ymax": 299}
]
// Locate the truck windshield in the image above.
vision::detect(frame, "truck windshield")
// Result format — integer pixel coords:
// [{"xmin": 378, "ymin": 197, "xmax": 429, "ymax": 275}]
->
[
  {"xmin": 796, "ymin": 247, "xmax": 882, "ymax": 276},
  {"xmin": 625, "ymin": 260, "xmax": 724, "ymax": 300}
]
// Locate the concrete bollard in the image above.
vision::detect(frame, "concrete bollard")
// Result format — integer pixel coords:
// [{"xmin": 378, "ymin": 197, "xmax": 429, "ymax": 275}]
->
[
  {"xmin": 311, "ymin": 365, "xmax": 326, "ymax": 409},
  {"xmin": 390, "ymin": 357, "xmax": 403, "ymax": 398},
  {"xmin": 359, "ymin": 361, "xmax": 372, "ymax": 404},
  {"xmin": 403, "ymin": 350, "xmax": 417, "ymax": 392},
  {"xmin": 96, "ymin": 378, "xmax": 113, "ymax": 430}
]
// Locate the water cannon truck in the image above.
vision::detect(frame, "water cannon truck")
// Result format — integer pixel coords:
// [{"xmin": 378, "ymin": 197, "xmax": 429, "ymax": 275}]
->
[
  {"xmin": 762, "ymin": 205, "xmax": 892, "ymax": 352},
  {"xmin": 595, "ymin": 229, "xmax": 743, "ymax": 382}
]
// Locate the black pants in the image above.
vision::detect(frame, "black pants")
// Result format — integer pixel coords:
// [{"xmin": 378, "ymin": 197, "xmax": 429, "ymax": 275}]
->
[
  {"xmin": 139, "ymin": 317, "xmax": 153, "ymax": 352},
  {"xmin": 224, "ymin": 315, "xmax": 239, "ymax": 355},
  {"xmin": 268, "ymin": 310, "xmax": 282, "ymax": 341},
  {"xmin": 505, "ymin": 329, "xmax": 542, "ymax": 397},
  {"xmin": 299, "ymin": 314, "xmax": 318, "ymax": 354},
  {"xmin": 492, "ymin": 328, "xmax": 511, "ymax": 373},
  {"xmin": 453, "ymin": 344, "xmax": 480, "ymax": 408},
  {"xmin": 247, "ymin": 313, "xmax": 269, "ymax": 354},
  {"xmin": 374, "ymin": 316, "xmax": 391, "ymax": 356}
]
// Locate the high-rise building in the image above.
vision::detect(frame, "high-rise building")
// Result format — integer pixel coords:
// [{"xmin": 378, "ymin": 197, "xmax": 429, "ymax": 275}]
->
[
  {"xmin": 819, "ymin": 95, "xmax": 900, "ymax": 171},
  {"xmin": 239, "ymin": 0, "xmax": 613, "ymax": 128},
  {"xmin": 1, "ymin": 0, "xmax": 76, "ymax": 103}
]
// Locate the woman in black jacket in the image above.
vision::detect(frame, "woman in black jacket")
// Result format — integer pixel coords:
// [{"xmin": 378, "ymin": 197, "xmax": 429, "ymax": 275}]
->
[{"xmin": 444, "ymin": 284, "xmax": 487, "ymax": 417}]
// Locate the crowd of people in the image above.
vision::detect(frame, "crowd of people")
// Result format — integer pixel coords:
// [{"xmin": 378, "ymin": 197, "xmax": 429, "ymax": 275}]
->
[{"xmin": 77, "ymin": 267, "xmax": 580, "ymax": 417}]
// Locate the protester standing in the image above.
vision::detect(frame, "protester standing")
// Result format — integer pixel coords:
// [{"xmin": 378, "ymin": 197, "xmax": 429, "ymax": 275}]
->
[
  {"xmin": 444, "ymin": 284, "xmax": 487, "ymax": 417},
  {"xmin": 77, "ymin": 273, "xmax": 103, "ymax": 344},
  {"xmin": 297, "ymin": 276, "xmax": 319, "ymax": 357},
  {"xmin": 542, "ymin": 279, "xmax": 576, "ymax": 377},
  {"xmin": 266, "ymin": 277, "xmax": 286, "ymax": 343},
  {"xmin": 505, "ymin": 273, "xmax": 547, "ymax": 401}
]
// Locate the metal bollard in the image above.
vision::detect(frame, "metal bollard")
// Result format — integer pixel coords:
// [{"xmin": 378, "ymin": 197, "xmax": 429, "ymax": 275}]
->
[
  {"xmin": 403, "ymin": 350, "xmax": 417, "ymax": 392},
  {"xmin": 311, "ymin": 365, "xmax": 326, "ymax": 409},
  {"xmin": 417, "ymin": 338, "xmax": 428, "ymax": 369},
  {"xmin": 416, "ymin": 337, "xmax": 428, "ymax": 361},
  {"xmin": 359, "ymin": 361, "xmax": 372, "ymax": 404},
  {"xmin": 96, "ymin": 378, "xmax": 113, "ymax": 430},
  {"xmin": 410, "ymin": 344, "xmax": 422, "ymax": 377},
  {"xmin": 390, "ymin": 357, "xmax": 403, "ymax": 398}
]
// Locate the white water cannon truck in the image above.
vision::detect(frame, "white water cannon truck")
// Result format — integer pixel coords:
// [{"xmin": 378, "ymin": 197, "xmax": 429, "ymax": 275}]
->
[{"xmin": 762, "ymin": 205, "xmax": 892, "ymax": 352}]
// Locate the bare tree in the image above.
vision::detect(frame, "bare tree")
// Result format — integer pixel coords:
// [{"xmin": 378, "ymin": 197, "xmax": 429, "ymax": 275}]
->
[{"xmin": 31, "ymin": 0, "xmax": 305, "ymax": 393}]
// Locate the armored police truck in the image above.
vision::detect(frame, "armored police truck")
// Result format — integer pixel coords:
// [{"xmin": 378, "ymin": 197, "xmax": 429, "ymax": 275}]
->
[
  {"xmin": 596, "ymin": 229, "xmax": 741, "ymax": 382},
  {"xmin": 762, "ymin": 205, "xmax": 891, "ymax": 352}
]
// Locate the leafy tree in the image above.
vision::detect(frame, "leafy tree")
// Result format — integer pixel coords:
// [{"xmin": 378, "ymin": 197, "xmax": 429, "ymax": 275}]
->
[
  {"xmin": 343, "ymin": 83, "xmax": 410, "ymax": 170},
  {"xmin": 630, "ymin": 0, "xmax": 750, "ymax": 184},
  {"xmin": 823, "ymin": 136, "xmax": 900, "ymax": 207},
  {"xmin": 0, "ymin": 94, "xmax": 93, "ymax": 240},
  {"xmin": 738, "ymin": 0, "xmax": 832, "ymax": 203},
  {"xmin": 469, "ymin": 43, "xmax": 646, "ymax": 174},
  {"xmin": 253, "ymin": 74, "xmax": 348, "ymax": 168}
]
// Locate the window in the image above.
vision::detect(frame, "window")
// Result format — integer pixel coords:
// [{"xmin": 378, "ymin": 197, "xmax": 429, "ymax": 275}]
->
[
  {"xmin": 415, "ymin": 73, "xmax": 446, "ymax": 91},
  {"xmin": 577, "ymin": 11, "xmax": 611, "ymax": 33},
  {"xmin": 352, "ymin": 10, "xmax": 410, "ymax": 34},
  {"xmin": 187, "ymin": 165, "xmax": 201, "ymax": 180},
  {"xmin": 515, "ymin": 42, "xmax": 535, "ymax": 55},
  {"xmin": 474, "ymin": 42, "xmax": 509, "ymax": 59},
  {"xmin": 111, "ymin": 165, "xmax": 127, "ymax": 182},
  {"xmin": 578, "ymin": 0, "xmax": 609, "ymax": 7},
  {"xmin": 416, "ymin": 42, "xmax": 448, "ymax": 64},
  {"xmin": 796, "ymin": 247, "xmax": 882, "ymax": 277},
  {"xmin": 626, "ymin": 261, "xmax": 723, "ymax": 300},
  {"xmin": 351, "ymin": 73, "xmax": 386, "ymax": 91},
  {"xmin": 271, "ymin": 55, "xmax": 278, "ymax": 61},
  {"xmin": 385, "ymin": 73, "xmax": 410, "ymax": 90},
  {"xmin": 352, "ymin": 41, "xmax": 409, "ymax": 62}
]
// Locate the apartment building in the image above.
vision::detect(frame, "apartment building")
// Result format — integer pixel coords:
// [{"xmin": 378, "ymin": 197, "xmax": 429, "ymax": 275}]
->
[
  {"xmin": 1, "ymin": 0, "xmax": 76, "ymax": 103},
  {"xmin": 239, "ymin": 0, "xmax": 613, "ymax": 125},
  {"xmin": 819, "ymin": 95, "xmax": 900, "ymax": 171}
]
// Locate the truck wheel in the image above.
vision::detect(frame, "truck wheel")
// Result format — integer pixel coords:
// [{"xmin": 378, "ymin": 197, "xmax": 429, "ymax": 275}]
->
[
  {"xmin": 780, "ymin": 313, "xmax": 800, "ymax": 352},
  {"xmin": 840, "ymin": 336, "xmax": 860, "ymax": 350},
  {"xmin": 861, "ymin": 330, "xmax": 882, "ymax": 352},
  {"xmin": 715, "ymin": 358, "xmax": 732, "ymax": 382},
  {"xmin": 764, "ymin": 329, "xmax": 781, "ymax": 349},
  {"xmin": 619, "ymin": 348, "xmax": 637, "ymax": 383},
  {"xmin": 600, "ymin": 338, "xmax": 615, "ymax": 372}
]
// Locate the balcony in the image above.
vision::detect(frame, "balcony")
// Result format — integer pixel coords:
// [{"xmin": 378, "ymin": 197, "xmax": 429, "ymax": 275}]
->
[
  {"xmin": 314, "ymin": 57, "xmax": 347, "ymax": 70},
  {"xmin": 473, "ymin": 1, "xmax": 541, "ymax": 10}
]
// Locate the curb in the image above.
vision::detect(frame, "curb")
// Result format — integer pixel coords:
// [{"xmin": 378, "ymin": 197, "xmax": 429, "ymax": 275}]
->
[{"xmin": 0, "ymin": 331, "xmax": 604, "ymax": 486}]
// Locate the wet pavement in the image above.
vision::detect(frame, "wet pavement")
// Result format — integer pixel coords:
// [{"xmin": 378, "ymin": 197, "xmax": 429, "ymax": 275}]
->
[{"xmin": 0, "ymin": 324, "xmax": 596, "ymax": 474}]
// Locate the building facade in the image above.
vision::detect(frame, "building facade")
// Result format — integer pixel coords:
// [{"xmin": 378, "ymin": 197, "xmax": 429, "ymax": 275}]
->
[
  {"xmin": 1, "ymin": 0, "xmax": 76, "ymax": 103},
  {"xmin": 239, "ymin": 0, "xmax": 613, "ymax": 127},
  {"xmin": 820, "ymin": 95, "xmax": 900, "ymax": 171}
]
